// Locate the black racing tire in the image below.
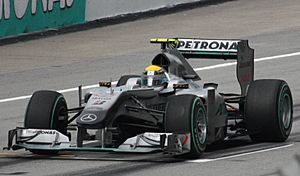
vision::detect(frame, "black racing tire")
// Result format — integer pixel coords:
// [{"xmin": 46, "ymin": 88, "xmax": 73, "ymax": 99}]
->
[
  {"xmin": 245, "ymin": 79, "xmax": 293, "ymax": 142},
  {"xmin": 166, "ymin": 95, "xmax": 207, "ymax": 158},
  {"xmin": 116, "ymin": 75, "xmax": 140, "ymax": 87},
  {"xmin": 24, "ymin": 90, "xmax": 68, "ymax": 155}
]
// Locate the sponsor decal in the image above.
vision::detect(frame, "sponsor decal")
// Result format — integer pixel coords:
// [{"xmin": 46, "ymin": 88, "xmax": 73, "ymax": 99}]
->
[
  {"xmin": 0, "ymin": 0, "xmax": 85, "ymax": 37},
  {"xmin": 0, "ymin": 0, "xmax": 74, "ymax": 20},
  {"xmin": 91, "ymin": 96, "xmax": 112, "ymax": 101},
  {"xmin": 39, "ymin": 130, "xmax": 56, "ymax": 134},
  {"xmin": 92, "ymin": 100, "xmax": 106, "ymax": 105},
  {"xmin": 80, "ymin": 113, "xmax": 97, "ymax": 122},
  {"xmin": 177, "ymin": 39, "xmax": 239, "ymax": 52},
  {"xmin": 25, "ymin": 129, "xmax": 56, "ymax": 135}
]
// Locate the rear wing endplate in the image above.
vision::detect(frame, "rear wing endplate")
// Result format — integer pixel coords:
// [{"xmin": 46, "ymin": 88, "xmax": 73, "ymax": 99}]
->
[{"xmin": 150, "ymin": 38, "xmax": 254, "ymax": 96}]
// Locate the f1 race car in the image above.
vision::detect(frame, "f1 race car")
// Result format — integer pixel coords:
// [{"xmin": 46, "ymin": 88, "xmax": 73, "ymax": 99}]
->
[{"xmin": 4, "ymin": 38, "xmax": 293, "ymax": 158}]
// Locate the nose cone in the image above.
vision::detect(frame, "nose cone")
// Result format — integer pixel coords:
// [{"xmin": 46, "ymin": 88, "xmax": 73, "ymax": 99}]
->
[{"xmin": 76, "ymin": 110, "xmax": 107, "ymax": 128}]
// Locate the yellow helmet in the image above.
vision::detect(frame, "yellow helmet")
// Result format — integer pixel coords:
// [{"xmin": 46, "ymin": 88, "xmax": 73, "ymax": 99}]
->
[
  {"xmin": 142, "ymin": 65, "xmax": 168, "ymax": 87},
  {"xmin": 144, "ymin": 65, "xmax": 163, "ymax": 72}
]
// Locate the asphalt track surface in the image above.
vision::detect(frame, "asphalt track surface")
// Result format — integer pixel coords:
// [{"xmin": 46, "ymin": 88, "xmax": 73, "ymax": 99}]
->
[{"xmin": 0, "ymin": 0, "xmax": 300, "ymax": 175}]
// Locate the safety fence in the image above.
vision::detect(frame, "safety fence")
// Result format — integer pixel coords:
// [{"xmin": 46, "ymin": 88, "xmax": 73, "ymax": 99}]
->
[{"xmin": 0, "ymin": 0, "xmax": 203, "ymax": 38}]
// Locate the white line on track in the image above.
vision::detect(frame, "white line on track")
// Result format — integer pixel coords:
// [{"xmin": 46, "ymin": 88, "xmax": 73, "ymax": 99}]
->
[
  {"xmin": 1, "ymin": 51, "xmax": 300, "ymax": 104},
  {"xmin": 194, "ymin": 51, "xmax": 300, "ymax": 71},
  {"xmin": 187, "ymin": 143, "xmax": 294, "ymax": 163}
]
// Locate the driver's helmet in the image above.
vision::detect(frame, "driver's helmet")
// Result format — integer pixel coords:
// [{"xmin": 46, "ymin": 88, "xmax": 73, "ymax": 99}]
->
[{"xmin": 142, "ymin": 65, "xmax": 169, "ymax": 87}]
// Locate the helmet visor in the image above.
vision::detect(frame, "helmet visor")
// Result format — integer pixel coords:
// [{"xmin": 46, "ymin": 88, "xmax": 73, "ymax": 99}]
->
[{"xmin": 142, "ymin": 72, "xmax": 168, "ymax": 87}]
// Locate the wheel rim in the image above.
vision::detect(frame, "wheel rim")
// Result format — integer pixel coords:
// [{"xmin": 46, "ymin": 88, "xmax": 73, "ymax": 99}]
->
[
  {"xmin": 280, "ymin": 94, "xmax": 292, "ymax": 129},
  {"xmin": 50, "ymin": 96, "xmax": 64, "ymax": 128},
  {"xmin": 58, "ymin": 106, "xmax": 68, "ymax": 121},
  {"xmin": 195, "ymin": 108, "xmax": 207, "ymax": 145}
]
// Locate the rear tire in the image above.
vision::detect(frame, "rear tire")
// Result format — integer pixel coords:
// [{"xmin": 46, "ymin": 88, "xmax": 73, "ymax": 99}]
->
[
  {"xmin": 245, "ymin": 79, "xmax": 293, "ymax": 142},
  {"xmin": 24, "ymin": 90, "xmax": 68, "ymax": 154},
  {"xmin": 166, "ymin": 95, "xmax": 207, "ymax": 158}
]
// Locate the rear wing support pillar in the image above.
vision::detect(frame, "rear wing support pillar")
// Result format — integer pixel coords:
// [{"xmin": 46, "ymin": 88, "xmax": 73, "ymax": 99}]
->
[{"xmin": 237, "ymin": 41, "xmax": 254, "ymax": 96}]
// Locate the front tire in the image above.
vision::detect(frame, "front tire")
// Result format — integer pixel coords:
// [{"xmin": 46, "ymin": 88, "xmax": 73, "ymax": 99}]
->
[
  {"xmin": 245, "ymin": 79, "xmax": 293, "ymax": 142},
  {"xmin": 166, "ymin": 95, "xmax": 207, "ymax": 158},
  {"xmin": 24, "ymin": 90, "xmax": 69, "ymax": 154},
  {"xmin": 189, "ymin": 97, "xmax": 207, "ymax": 157}
]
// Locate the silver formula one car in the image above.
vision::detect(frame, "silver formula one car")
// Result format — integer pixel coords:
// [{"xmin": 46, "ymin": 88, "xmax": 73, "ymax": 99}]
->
[{"xmin": 4, "ymin": 38, "xmax": 293, "ymax": 158}]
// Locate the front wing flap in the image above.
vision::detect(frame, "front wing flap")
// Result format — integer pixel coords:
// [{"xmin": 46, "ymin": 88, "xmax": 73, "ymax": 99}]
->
[{"xmin": 4, "ymin": 128, "xmax": 191, "ymax": 155}]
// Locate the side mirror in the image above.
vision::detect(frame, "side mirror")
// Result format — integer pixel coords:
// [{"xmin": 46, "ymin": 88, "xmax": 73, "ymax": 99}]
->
[
  {"xmin": 182, "ymin": 74, "xmax": 197, "ymax": 79},
  {"xmin": 99, "ymin": 82, "xmax": 112, "ymax": 88},
  {"xmin": 173, "ymin": 83, "xmax": 189, "ymax": 89},
  {"xmin": 203, "ymin": 83, "xmax": 218, "ymax": 89}
]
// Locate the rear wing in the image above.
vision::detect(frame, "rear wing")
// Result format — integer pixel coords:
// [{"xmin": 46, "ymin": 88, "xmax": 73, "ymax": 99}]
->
[{"xmin": 150, "ymin": 38, "xmax": 254, "ymax": 96}]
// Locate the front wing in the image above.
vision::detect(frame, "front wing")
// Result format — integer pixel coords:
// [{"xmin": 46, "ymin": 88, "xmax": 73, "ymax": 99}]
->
[{"xmin": 5, "ymin": 128, "xmax": 191, "ymax": 155}]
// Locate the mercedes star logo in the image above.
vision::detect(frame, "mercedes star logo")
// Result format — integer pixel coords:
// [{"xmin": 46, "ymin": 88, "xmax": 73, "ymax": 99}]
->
[{"xmin": 80, "ymin": 113, "xmax": 97, "ymax": 122}]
